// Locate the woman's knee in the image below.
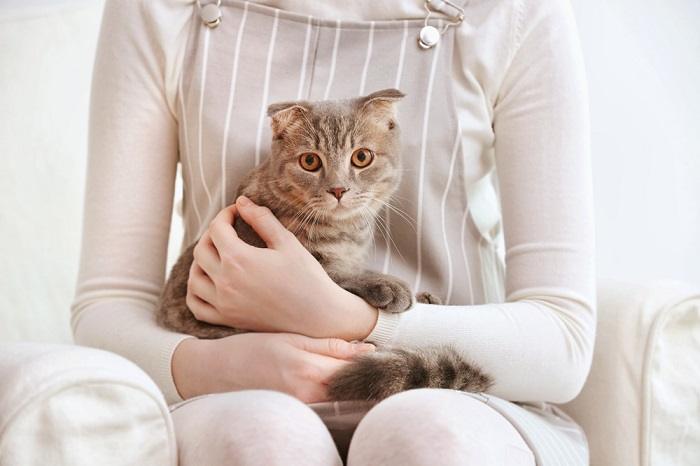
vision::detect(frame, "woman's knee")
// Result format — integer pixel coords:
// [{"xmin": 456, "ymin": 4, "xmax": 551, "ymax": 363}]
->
[
  {"xmin": 171, "ymin": 390, "xmax": 341, "ymax": 466},
  {"xmin": 347, "ymin": 388, "xmax": 534, "ymax": 466}
]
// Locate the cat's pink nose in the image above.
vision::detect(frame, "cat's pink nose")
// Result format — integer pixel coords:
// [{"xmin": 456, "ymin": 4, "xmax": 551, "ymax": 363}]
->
[{"xmin": 328, "ymin": 187, "xmax": 348, "ymax": 200}]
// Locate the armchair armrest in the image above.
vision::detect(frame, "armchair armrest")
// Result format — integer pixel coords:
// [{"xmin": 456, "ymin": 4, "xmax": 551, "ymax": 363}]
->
[
  {"xmin": 0, "ymin": 343, "xmax": 176, "ymax": 465},
  {"xmin": 561, "ymin": 279, "xmax": 700, "ymax": 466}
]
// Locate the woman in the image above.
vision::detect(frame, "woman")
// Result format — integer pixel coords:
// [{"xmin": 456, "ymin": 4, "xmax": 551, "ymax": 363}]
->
[{"xmin": 72, "ymin": 0, "xmax": 595, "ymax": 464}]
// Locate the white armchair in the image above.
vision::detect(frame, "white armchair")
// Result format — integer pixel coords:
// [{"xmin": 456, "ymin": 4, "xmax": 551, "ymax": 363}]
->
[
  {"xmin": 3, "ymin": 280, "xmax": 697, "ymax": 466},
  {"xmin": 1, "ymin": 2, "xmax": 698, "ymax": 465},
  {"xmin": 563, "ymin": 280, "xmax": 700, "ymax": 465}
]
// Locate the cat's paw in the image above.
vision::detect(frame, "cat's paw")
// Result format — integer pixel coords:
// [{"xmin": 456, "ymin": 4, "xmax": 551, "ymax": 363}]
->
[
  {"xmin": 362, "ymin": 278, "xmax": 413, "ymax": 313},
  {"xmin": 415, "ymin": 291, "xmax": 442, "ymax": 305}
]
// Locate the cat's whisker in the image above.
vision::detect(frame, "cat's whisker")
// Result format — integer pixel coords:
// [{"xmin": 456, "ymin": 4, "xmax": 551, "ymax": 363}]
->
[
  {"xmin": 312, "ymin": 209, "xmax": 323, "ymax": 240},
  {"xmin": 367, "ymin": 197, "xmax": 416, "ymax": 231},
  {"xmin": 373, "ymin": 211, "xmax": 407, "ymax": 264},
  {"xmin": 372, "ymin": 213, "xmax": 391, "ymax": 254},
  {"xmin": 288, "ymin": 202, "xmax": 314, "ymax": 235},
  {"xmin": 290, "ymin": 203, "xmax": 319, "ymax": 236},
  {"xmin": 305, "ymin": 208, "xmax": 318, "ymax": 240},
  {"xmin": 359, "ymin": 207, "xmax": 377, "ymax": 258},
  {"xmin": 297, "ymin": 206, "xmax": 317, "ymax": 236},
  {"xmin": 378, "ymin": 198, "xmax": 415, "ymax": 222},
  {"xmin": 369, "ymin": 190, "xmax": 415, "ymax": 207},
  {"xmin": 383, "ymin": 191, "xmax": 416, "ymax": 206}
]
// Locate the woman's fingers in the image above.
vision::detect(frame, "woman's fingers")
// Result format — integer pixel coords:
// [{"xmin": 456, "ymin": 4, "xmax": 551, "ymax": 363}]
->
[
  {"xmin": 299, "ymin": 337, "xmax": 375, "ymax": 360},
  {"xmin": 311, "ymin": 355, "xmax": 352, "ymax": 385},
  {"xmin": 236, "ymin": 195, "xmax": 292, "ymax": 249},
  {"xmin": 185, "ymin": 286, "xmax": 227, "ymax": 325},
  {"xmin": 188, "ymin": 262, "xmax": 217, "ymax": 304},
  {"xmin": 192, "ymin": 232, "xmax": 220, "ymax": 276},
  {"xmin": 208, "ymin": 203, "xmax": 245, "ymax": 256}
]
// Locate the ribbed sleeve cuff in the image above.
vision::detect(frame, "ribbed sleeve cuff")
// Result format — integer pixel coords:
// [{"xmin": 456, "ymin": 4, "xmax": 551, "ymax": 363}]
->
[{"xmin": 363, "ymin": 310, "xmax": 401, "ymax": 345}]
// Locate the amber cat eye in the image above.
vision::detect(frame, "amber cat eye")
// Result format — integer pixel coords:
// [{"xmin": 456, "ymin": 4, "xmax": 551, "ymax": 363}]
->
[
  {"xmin": 351, "ymin": 148, "xmax": 374, "ymax": 168},
  {"xmin": 299, "ymin": 153, "xmax": 322, "ymax": 171}
]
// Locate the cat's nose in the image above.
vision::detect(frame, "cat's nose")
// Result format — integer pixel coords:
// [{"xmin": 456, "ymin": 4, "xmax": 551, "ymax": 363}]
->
[{"xmin": 327, "ymin": 187, "xmax": 348, "ymax": 200}]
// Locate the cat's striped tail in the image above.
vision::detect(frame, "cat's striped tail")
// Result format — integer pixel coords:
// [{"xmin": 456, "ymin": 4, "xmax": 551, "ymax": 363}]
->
[{"xmin": 327, "ymin": 346, "xmax": 492, "ymax": 401}]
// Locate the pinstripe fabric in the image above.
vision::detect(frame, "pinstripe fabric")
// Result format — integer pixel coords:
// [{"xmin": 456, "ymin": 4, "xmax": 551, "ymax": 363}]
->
[
  {"xmin": 196, "ymin": 27, "xmax": 213, "ymax": 208},
  {"xmin": 176, "ymin": 1, "xmax": 586, "ymax": 463},
  {"xmin": 440, "ymin": 131, "xmax": 462, "ymax": 304},
  {"xmin": 468, "ymin": 394, "xmax": 589, "ymax": 465},
  {"xmin": 219, "ymin": 1, "xmax": 249, "ymax": 210}
]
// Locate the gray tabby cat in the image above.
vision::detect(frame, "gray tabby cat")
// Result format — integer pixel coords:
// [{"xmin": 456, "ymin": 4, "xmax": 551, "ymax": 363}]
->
[{"xmin": 156, "ymin": 89, "xmax": 492, "ymax": 401}]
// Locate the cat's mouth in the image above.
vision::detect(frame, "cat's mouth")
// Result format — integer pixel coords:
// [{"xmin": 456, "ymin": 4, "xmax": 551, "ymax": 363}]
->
[
  {"xmin": 322, "ymin": 196, "xmax": 363, "ymax": 218},
  {"xmin": 328, "ymin": 199, "xmax": 350, "ymax": 212}
]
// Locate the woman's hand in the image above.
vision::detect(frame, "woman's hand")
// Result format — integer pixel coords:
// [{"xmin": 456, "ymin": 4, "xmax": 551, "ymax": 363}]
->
[
  {"xmin": 186, "ymin": 196, "xmax": 378, "ymax": 341},
  {"xmin": 172, "ymin": 332, "xmax": 375, "ymax": 402}
]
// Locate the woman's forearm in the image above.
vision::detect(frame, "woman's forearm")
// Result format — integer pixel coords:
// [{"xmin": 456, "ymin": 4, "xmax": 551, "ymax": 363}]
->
[
  {"xmin": 170, "ymin": 331, "xmax": 377, "ymax": 402},
  {"xmin": 363, "ymin": 296, "xmax": 595, "ymax": 404}
]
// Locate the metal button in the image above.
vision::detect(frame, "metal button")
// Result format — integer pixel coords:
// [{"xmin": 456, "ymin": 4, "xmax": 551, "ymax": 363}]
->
[
  {"xmin": 199, "ymin": 2, "xmax": 222, "ymax": 29},
  {"xmin": 418, "ymin": 25, "xmax": 440, "ymax": 49}
]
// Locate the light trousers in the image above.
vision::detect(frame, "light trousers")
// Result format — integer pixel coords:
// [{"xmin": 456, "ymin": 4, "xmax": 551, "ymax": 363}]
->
[{"xmin": 170, "ymin": 388, "xmax": 535, "ymax": 465}]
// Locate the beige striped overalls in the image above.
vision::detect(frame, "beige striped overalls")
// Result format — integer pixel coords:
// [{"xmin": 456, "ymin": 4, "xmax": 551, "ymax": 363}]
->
[{"xmin": 175, "ymin": 1, "xmax": 587, "ymax": 464}]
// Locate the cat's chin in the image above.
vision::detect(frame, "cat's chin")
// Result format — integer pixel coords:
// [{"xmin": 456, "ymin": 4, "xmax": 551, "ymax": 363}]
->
[{"xmin": 321, "ymin": 202, "xmax": 362, "ymax": 221}]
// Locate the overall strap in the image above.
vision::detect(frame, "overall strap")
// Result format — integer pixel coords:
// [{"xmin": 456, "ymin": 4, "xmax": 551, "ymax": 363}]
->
[
  {"xmin": 426, "ymin": 2, "xmax": 506, "ymax": 283},
  {"xmin": 418, "ymin": 0, "xmax": 468, "ymax": 49}
]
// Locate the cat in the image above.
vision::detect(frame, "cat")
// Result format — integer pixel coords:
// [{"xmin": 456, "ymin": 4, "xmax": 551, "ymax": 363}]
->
[{"xmin": 156, "ymin": 88, "xmax": 492, "ymax": 401}]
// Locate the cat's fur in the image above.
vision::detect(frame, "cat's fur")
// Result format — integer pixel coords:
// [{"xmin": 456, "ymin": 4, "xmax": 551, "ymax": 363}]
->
[{"xmin": 156, "ymin": 89, "xmax": 492, "ymax": 401}]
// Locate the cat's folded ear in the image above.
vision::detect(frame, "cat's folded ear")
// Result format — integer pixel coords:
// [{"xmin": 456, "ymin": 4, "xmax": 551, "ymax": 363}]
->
[
  {"xmin": 359, "ymin": 88, "xmax": 405, "ymax": 109},
  {"xmin": 358, "ymin": 89, "xmax": 405, "ymax": 128},
  {"xmin": 267, "ymin": 102, "xmax": 310, "ymax": 139}
]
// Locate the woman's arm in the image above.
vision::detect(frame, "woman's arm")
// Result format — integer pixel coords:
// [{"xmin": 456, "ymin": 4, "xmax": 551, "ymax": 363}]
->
[
  {"xmin": 181, "ymin": 0, "xmax": 593, "ymax": 403},
  {"xmin": 70, "ymin": 0, "xmax": 194, "ymax": 404},
  {"xmin": 72, "ymin": 0, "xmax": 371, "ymax": 404},
  {"xmin": 364, "ymin": 0, "xmax": 596, "ymax": 404}
]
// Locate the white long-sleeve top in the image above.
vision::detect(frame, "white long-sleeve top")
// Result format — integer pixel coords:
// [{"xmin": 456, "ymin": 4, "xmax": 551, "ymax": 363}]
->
[{"xmin": 71, "ymin": 0, "xmax": 596, "ymax": 405}]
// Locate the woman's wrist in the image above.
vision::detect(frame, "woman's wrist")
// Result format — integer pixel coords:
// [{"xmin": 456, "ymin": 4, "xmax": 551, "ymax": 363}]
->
[
  {"xmin": 331, "ymin": 287, "xmax": 379, "ymax": 341},
  {"xmin": 172, "ymin": 337, "xmax": 213, "ymax": 400}
]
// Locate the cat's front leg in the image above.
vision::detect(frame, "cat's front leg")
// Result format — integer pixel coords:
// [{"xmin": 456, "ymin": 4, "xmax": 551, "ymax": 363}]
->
[{"xmin": 333, "ymin": 271, "xmax": 414, "ymax": 313}]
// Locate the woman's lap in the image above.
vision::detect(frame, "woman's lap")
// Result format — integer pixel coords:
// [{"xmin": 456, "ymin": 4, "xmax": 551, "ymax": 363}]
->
[{"xmin": 170, "ymin": 388, "xmax": 580, "ymax": 466}]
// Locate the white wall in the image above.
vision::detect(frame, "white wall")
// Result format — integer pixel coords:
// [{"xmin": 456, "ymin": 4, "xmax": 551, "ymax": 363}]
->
[
  {"xmin": 571, "ymin": 0, "xmax": 700, "ymax": 286},
  {"xmin": 0, "ymin": 0, "xmax": 105, "ymax": 342}
]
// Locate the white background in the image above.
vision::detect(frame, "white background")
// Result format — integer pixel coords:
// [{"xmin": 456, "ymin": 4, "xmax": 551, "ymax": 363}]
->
[{"xmin": 572, "ymin": 0, "xmax": 700, "ymax": 286}]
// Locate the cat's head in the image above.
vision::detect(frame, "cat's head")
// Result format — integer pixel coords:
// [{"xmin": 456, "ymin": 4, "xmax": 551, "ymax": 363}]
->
[{"xmin": 263, "ymin": 88, "xmax": 405, "ymax": 221}]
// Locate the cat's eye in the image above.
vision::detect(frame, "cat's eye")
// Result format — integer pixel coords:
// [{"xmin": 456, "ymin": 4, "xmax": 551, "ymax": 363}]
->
[
  {"xmin": 299, "ymin": 153, "xmax": 322, "ymax": 172},
  {"xmin": 351, "ymin": 148, "xmax": 374, "ymax": 168}
]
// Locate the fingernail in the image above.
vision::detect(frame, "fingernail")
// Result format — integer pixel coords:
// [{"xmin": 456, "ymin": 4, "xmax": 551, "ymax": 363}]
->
[{"xmin": 237, "ymin": 195, "xmax": 251, "ymax": 206}]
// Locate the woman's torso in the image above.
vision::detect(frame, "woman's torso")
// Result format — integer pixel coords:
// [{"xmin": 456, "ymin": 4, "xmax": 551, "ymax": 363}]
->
[{"xmin": 176, "ymin": 0, "xmax": 513, "ymax": 306}]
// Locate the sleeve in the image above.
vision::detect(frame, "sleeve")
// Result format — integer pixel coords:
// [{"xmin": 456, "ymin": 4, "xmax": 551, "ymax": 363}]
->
[
  {"xmin": 364, "ymin": 0, "xmax": 596, "ymax": 404},
  {"xmin": 70, "ymin": 0, "xmax": 194, "ymax": 404}
]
